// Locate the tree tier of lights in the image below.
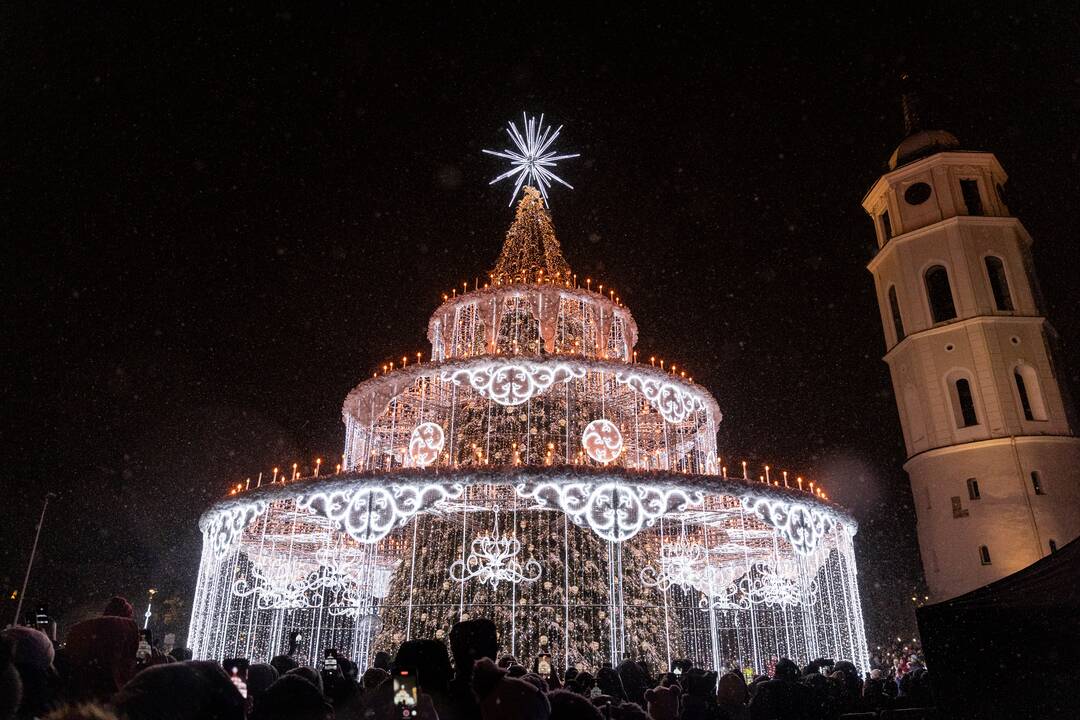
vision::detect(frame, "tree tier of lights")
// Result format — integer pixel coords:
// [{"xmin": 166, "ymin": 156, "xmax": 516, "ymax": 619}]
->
[{"xmin": 188, "ymin": 183, "xmax": 869, "ymax": 673}]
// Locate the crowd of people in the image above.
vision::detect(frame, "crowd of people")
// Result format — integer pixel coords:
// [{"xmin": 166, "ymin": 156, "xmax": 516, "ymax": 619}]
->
[{"xmin": 1, "ymin": 596, "xmax": 933, "ymax": 720}]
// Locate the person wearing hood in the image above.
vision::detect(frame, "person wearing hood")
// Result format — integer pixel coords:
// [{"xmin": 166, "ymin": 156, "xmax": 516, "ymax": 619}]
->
[
  {"xmin": 250, "ymin": 674, "xmax": 334, "ymax": 720},
  {"xmin": 62, "ymin": 597, "xmax": 140, "ymax": 704},
  {"xmin": 471, "ymin": 658, "xmax": 550, "ymax": 720},
  {"xmin": 113, "ymin": 660, "xmax": 245, "ymax": 720},
  {"xmin": 0, "ymin": 626, "xmax": 61, "ymax": 718},
  {"xmin": 716, "ymin": 670, "xmax": 749, "ymax": 720},
  {"xmin": 747, "ymin": 658, "xmax": 811, "ymax": 720},
  {"xmin": 448, "ymin": 618, "xmax": 498, "ymax": 720},
  {"xmin": 679, "ymin": 668, "xmax": 720, "ymax": 720}
]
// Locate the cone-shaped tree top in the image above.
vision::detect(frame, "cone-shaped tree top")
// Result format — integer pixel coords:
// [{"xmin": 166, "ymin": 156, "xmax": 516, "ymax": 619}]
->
[{"xmin": 490, "ymin": 186, "xmax": 572, "ymax": 285}]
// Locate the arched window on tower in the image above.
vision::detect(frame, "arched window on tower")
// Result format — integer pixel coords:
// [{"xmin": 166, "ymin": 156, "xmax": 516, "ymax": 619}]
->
[
  {"xmin": 925, "ymin": 265, "xmax": 957, "ymax": 323},
  {"xmin": 1014, "ymin": 365, "xmax": 1048, "ymax": 421},
  {"xmin": 948, "ymin": 375, "xmax": 979, "ymax": 428},
  {"xmin": 888, "ymin": 286, "xmax": 905, "ymax": 342},
  {"xmin": 984, "ymin": 256, "xmax": 1014, "ymax": 311}
]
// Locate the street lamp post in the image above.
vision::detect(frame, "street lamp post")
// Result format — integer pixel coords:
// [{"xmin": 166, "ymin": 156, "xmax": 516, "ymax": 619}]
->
[
  {"xmin": 143, "ymin": 589, "xmax": 157, "ymax": 630},
  {"xmin": 13, "ymin": 492, "xmax": 56, "ymax": 626}
]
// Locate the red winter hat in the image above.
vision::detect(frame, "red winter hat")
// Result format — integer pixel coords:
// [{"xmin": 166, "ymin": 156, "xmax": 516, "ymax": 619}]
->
[{"xmin": 103, "ymin": 596, "xmax": 134, "ymax": 618}]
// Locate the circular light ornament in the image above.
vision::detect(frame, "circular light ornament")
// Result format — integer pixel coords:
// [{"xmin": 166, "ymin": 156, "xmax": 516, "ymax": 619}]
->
[
  {"xmin": 408, "ymin": 422, "xmax": 445, "ymax": 468},
  {"xmin": 581, "ymin": 419, "xmax": 624, "ymax": 464}
]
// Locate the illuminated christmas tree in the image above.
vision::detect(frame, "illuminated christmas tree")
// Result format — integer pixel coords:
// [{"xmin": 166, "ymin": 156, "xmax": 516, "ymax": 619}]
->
[
  {"xmin": 490, "ymin": 186, "xmax": 572, "ymax": 286},
  {"xmin": 188, "ymin": 114, "xmax": 869, "ymax": 675}
]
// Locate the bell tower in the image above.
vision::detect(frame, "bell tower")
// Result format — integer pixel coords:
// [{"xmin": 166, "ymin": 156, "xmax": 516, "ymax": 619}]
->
[{"xmin": 862, "ymin": 108, "xmax": 1080, "ymax": 601}]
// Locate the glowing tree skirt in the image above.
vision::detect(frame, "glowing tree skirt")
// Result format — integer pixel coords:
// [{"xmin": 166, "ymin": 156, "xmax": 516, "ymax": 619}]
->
[{"xmin": 188, "ymin": 470, "xmax": 868, "ymax": 674}]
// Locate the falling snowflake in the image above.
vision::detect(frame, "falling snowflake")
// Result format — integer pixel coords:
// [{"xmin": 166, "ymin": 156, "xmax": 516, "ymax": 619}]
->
[{"xmin": 483, "ymin": 113, "xmax": 580, "ymax": 206}]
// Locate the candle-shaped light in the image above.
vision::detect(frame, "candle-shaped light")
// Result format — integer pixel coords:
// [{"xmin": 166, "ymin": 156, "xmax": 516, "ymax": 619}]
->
[
  {"xmin": 782, "ymin": 470, "xmax": 789, "ymax": 488},
  {"xmin": 764, "ymin": 465, "xmax": 771, "ymax": 484},
  {"xmin": 315, "ymin": 457, "xmax": 322, "ymax": 477},
  {"xmin": 272, "ymin": 467, "xmax": 279, "ymax": 484},
  {"xmin": 741, "ymin": 460, "xmax": 748, "ymax": 479}
]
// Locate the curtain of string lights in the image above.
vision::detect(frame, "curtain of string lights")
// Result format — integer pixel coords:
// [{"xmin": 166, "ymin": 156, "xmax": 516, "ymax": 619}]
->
[
  {"xmin": 187, "ymin": 280, "xmax": 869, "ymax": 673},
  {"xmin": 189, "ymin": 135, "xmax": 867, "ymax": 673}
]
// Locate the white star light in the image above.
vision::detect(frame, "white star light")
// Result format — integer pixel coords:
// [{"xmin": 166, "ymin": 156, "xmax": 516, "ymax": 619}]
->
[{"xmin": 483, "ymin": 113, "xmax": 580, "ymax": 206}]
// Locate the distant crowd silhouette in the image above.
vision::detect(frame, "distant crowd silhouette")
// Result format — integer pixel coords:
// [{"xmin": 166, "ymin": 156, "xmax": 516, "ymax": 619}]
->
[{"xmin": 1, "ymin": 595, "xmax": 933, "ymax": 719}]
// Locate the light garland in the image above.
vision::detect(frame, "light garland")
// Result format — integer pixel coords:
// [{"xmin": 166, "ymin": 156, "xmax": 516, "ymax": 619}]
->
[
  {"xmin": 515, "ymin": 480, "xmax": 702, "ymax": 543},
  {"xmin": 441, "ymin": 360, "xmax": 586, "ymax": 407},
  {"xmin": 297, "ymin": 482, "xmax": 464, "ymax": 544},
  {"xmin": 742, "ymin": 496, "xmax": 833, "ymax": 555}
]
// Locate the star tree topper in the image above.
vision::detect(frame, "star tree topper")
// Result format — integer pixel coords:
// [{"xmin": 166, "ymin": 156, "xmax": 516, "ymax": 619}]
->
[{"xmin": 483, "ymin": 113, "xmax": 580, "ymax": 206}]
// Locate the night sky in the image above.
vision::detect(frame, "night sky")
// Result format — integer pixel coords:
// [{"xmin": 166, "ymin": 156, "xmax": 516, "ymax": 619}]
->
[{"xmin": 4, "ymin": 4, "xmax": 1079, "ymax": 647}]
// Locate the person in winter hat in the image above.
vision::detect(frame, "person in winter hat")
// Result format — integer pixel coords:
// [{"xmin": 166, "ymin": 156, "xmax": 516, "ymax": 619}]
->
[
  {"xmin": 615, "ymin": 660, "xmax": 650, "ymax": 708},
  {"xmin": 716, "ymin": 670, "xmax": 749, "ymax": 720},
  {"xmin": 286, "ymin": 666, "xmax": 323, "ymax": 694},
  {"xmin": 448, "ymin": 618, "xmax": 499, "ymax": 719},
  {"xmin": 0, "ymin": 637, "xmax": 22, "ymax": 720},
  {"xmin": 1, "ymin": 626, "xmax": 60, "ymax": 718},
  {"xmin": 472, "ymin": 657, "xmax": 551, "ymax": 720},
  {"xmin": 63, "ymin": 597, "xmax": 139, "ymax": 703},
  {"xmin": 679, "ymin": 669, "xmax": 720, "ymax": 720},
  {"xmin": 748, "ymin": 658, "xmax": 812, "ymax": 720},
  {"xmin": 547, "ymin": 688, "xmax": 603, "ymax": 720},
  {"xmin": 113, "ymin": 661, "xmax": 244, "ymax": 720},
  {"xmin": 245, "ymin": 663, "xmax": 279, "ymax": 701},
  {"xmin": 249, "ymin": 674, "xmax": 333, "ymax": 720},
  {"xmin": 643, "ymin": 684, "xmax": 679, "ymax": 720},
  {"xmin": 394, "ymin": 639, "xmax": 454, "ymax": 719},
  {"xmin": 269, "ymin": 655, "xmax": 299, "ymax": 678},
  {"xmin": 361, "ymin": 667, "xmax": 389, "ymax": 691}
]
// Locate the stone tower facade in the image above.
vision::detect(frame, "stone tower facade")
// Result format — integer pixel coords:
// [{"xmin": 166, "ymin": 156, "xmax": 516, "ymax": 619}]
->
[{"xmin": 863, "ymin": 128, "xmax": 1080, "ymax": 601}]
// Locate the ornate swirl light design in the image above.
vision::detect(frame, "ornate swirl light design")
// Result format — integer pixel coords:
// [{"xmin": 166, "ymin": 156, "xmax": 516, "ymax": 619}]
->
[
  {"xmin": 516, "ymin": 481, "xmax": 702, "ymax": 543},
  {"xmin": 441, "ymin": 360, "xmax": 585, "ymax": 406},
  {"xmin": 581, "ymin": 419, "xmax": 623, "ymax": 464},
  {"xmin": 449, "ymin": 511, "xmax": 542, "ymax": 589},
  {"xmin": 202, "ymin": 501, "xmax": 269, "ymax": 559},
  {"xmin": 408, "ymin": 422, "xmax": 445, "ymax": 468},
  {"xmin": 614, "ymin": 370, "xmax": 708, "ymax": 424},
  {"xmin": 233, "ymin": 558, "xmax": 336, "ymax": 610},
  {"xmin": 298, "ymin": 483, "xmax": 464, "ymax": 544},
  {"xmin": 640, "ymin": 538, "xmax": 709, "ymax": 592},
  {"xmin": 742, "ymin": 496, "xmax": 833, "ymax": 555}
]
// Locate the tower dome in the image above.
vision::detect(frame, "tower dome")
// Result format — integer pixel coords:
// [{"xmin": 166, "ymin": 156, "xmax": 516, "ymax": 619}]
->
[
  {"xmin": 887, "ymin": 128, "xmax": 961, "ymax": 170},
  {"xmin": 887, "ymin": 73, "xmax": 962, "ymax": 170}
]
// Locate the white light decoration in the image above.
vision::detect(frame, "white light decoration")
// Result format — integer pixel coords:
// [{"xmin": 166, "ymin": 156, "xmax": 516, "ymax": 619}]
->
[
  {"xmin": 188, "ymin": 150, "xmax": 871, "ymax": 674},
  {"xmin": 614, "ymin": 370, "xmax": 708, "ymax": 424},
  {"xmin": 408, "ymin": 422, "xmax": 445, "ymax": 468},
  {"xmin": 298, "ymin": 482, "xmax": 464, "ymax": 544},
  {"xmin": 516, "ymin": 481, "xmax": 701, "ymax": 543},
  {"xmin": 202, "ymin": 501, "xmax": 269, "ymax": 559},
  {"xmin": 441, "ymin": 360, "xmax": 585, "ymax": 407},
  {"xmin": 742, "ymin": 495, "xmax": 834, "ymax": 555},
  {"xmin": 449, "ymin": 512, "xmax": 542, "ymax": 589},
  {"xmin": 581, "ymin": 419, "xmax": 624, "ymax": 464},
  {"xmin": 483, "ymin": 113, "xmax": 580, "ymax": 206},
  {"xmin": 640, "ymin": 537, "xmax": 709, "ymax": 592}
]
